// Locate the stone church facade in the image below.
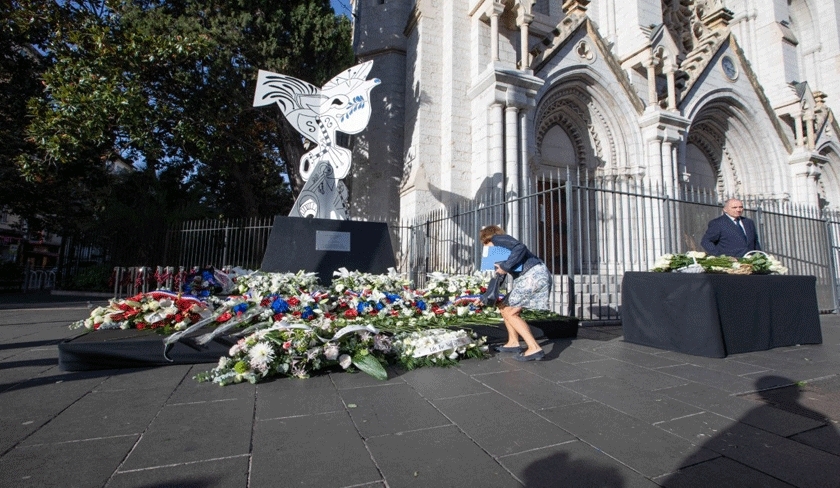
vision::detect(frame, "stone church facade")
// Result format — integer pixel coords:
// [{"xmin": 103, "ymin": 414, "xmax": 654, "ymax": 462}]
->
[{"xmin": 347, "ymin": 0, "xmax": 840, "ymax": 242}]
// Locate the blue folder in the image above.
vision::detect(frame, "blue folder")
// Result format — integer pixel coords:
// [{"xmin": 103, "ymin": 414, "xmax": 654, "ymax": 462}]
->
[{"xmin": 480, "ymin": 246, "xmax": 523, "ymax": 272}]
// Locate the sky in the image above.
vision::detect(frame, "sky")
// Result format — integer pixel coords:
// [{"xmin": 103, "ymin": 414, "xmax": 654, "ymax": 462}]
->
[{"xmin": 330, "ymin": 0, "xmax": 352, "ymax": 17}]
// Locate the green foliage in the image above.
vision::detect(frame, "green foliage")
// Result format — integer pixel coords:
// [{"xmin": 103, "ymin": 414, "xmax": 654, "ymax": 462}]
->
[
  {"xmin": 352, "ymin": 351, "xmax": 388, "ymax": 381},
  {"xmin": 68, "ymin": 263, "xmax": 112, "ymax": 292},
  {"xmin": 4, "ymin": 0, "xmax": 353, "ymax": 239}
]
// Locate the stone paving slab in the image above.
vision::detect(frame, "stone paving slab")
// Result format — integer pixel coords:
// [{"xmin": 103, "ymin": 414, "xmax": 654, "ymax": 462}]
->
[
  {"xmin": 1, "ymin": 434, "xmax": 139, "ymax": 488},
  {"xmin": 255, "ymin": 373, "xmax": 345, "ymax": 419},
  {"xmin": 659, "ymin": 411, "xmax": 840, "ymax": 488},
  {"xmin": 658, "ymin": 381, "xmax": 826, "ymax": 437},
  {"xmin": 250, "ymin": 411, "xmax": 381, "ymax": 487},
  {"xmin": 498, "ymin": 440, "xmax": 661, "ymax": 488},
  {"xmin": 340, "ymin": 382, "xmax": 451, "ymax": 438},
  {"xmin": 561, "ymin": 375, "xmax": 704, "ymax": 424},
  {"xmin": 574, "ymin": 358, "xmax": 690, "ymax": 391},
  {"xmin": 474, "ymin": 369, "xmax": 589, "ymax": 410},
  {"xmin": 432, "ymin": 391, "xmax": 576, "ymax": 457},
  {"xmin": 20, "ymin": 385, "xmax": 172, "ymax": 445},
  {"xmin": 1, "ymin": 295, "xmax": 839, "ymax": 487},
  {"xmin": 401, "ymin": 363, "xmax": 490, "ymax": 400},
  {"xmin": 654, "ymin": 456, "xmax": 796, "ymax": 488},
  {"xmin": 365, "ymin": 425, "xmax": 520, "ymax": 487},
  {"xmin": 119, "ymin": 397, "xmax": 255, "ymax": 470},
  {"xmin": 108, "ymin": 455, "xmax": 250, "ymax": 488},
  {"xmin": 540, "ymin": 401, "xmax": 719, "ymax": 478}
]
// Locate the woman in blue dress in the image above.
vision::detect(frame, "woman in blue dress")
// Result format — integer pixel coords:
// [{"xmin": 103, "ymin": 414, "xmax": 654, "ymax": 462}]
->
[{"xmin": 479, "ymin": 225, "xmax": 552, "ymax": 361}]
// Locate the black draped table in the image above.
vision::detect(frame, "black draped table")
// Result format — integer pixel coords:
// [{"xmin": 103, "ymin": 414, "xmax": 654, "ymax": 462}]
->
[
  {"xmin": 620, "ymin": 272, "xmax": 822, "ymax": 358},
  {"xmin": 58, "ymin": 329, "xmax": 234, "ymax": 371}
]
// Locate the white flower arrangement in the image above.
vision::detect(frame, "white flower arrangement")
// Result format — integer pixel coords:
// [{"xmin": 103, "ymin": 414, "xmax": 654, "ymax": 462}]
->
[
  {"xmin": 390, "ymin": 328, "xmax": 488, "ymax": 370},
  {"xmin": 651, "ymin": 251, "xmax": 788, "ymax": 275},
  {"xmin": 235, "ymin": 270, "xmax": 320, "ymax": 297}
]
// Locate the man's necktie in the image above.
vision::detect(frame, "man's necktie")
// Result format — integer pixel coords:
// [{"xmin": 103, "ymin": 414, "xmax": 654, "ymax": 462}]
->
[{"xmin": 736, "ymin": 218, "xmax": 746, "ymax": 236}]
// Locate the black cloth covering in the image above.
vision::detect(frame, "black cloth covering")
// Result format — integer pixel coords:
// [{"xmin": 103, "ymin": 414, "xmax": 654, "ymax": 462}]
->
[
  {"xmin": 621, "ymin": 272, "xmax": 822, "ymax": 358},
  {"xmin": 58, "ymin": 329, "xmax": 234, "ymax": 371}
]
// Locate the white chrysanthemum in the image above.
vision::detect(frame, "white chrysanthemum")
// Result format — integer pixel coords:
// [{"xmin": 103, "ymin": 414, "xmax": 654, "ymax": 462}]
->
[{"xmin": 248, "ymin": 342, "xmax": 275, "ymax": 373}]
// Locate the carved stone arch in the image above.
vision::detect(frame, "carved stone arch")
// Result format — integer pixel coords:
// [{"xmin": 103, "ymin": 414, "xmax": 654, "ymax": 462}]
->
[
  {"xmin": 687, "ymin": 122, "xmax": 743, "ymax": 194},
  {"xmin": 535, "ymin": 82, "xmax": 620, "ymax": 171},
  {"xmin": 535, "ymin": 109, "xmax": 588, "ymax": 164},
  {"xmin": 687, "ymin": 120, "xmax": 741, "ymax": 195},
  {"xmin": 686, "ymin": 91, "xmax": 788, "ymax": 199}
]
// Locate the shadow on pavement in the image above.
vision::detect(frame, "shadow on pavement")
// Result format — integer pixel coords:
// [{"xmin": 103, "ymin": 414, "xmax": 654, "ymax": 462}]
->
[{"xmin": 521, "ymin": 450, "xmax": 627, "ymax": 487}]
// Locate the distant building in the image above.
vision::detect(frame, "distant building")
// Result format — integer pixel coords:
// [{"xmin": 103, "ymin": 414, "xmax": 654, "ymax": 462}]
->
[{"xmin": 348, "ymin": 0, "xmax": 840, "ymax": 231}]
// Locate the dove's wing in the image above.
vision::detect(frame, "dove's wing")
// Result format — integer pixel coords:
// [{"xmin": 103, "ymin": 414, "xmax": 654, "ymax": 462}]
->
[
  {"xmin": 253, "ymin": 70, "xmax": 323, "ymax": 143},
  {"xmin": 322, "ymin": 61, "xmax": 374, "ymax": 91}
]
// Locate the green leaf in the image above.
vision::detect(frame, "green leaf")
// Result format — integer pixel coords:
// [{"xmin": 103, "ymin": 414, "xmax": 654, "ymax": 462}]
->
[{"xmin": 352, "ymin": 351, "xmax": 387, "ymax": 381}]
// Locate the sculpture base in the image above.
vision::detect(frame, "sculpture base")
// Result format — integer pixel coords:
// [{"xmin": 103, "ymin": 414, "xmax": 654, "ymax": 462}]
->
[{"xmin": 260, "ymin": 216, "xmax": 396, "ymax": 286}]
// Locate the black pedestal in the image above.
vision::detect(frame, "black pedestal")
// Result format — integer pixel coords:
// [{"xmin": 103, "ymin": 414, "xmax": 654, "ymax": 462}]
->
[
  {"xmin": 528, "ymin": 318, "xmax": 580, "ymax": 339},
  {"xmin": 260, "ymin": 216, "xmax": 396, "ymax": 285}
]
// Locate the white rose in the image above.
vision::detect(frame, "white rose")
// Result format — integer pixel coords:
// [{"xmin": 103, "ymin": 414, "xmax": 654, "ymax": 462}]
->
[
  {"xmin": 324, "ymin": 343, "xmax": 340, "ymax": 361},
  {"xmin": 338, "ymin": 354, "xmax": 352, "ymax": 369}
]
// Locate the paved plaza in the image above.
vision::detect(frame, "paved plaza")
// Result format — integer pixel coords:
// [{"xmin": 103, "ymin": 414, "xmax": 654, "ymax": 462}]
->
[{"xmin": 1, "ymin": 292, "xmax": 839, "ymax": 487}]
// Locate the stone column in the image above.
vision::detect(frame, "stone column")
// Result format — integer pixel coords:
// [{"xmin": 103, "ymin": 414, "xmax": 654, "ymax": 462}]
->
[
  {"xmin": 505, "ymin": 105, "xmax": 520, "ymax": 233},
  {"xmin": 665, "ymin": 65, "xmax": 677, "ymax": 111},
  {"xmin": 804, "ymin": 112, "xmax": 816, "ymax": 150},
  {"xmin": 793, "ymin": 111, "xmax": 804, "ymax": 147},
  {"xmin": 515, "ymin": 4, "xmax": 534, "ymax": 71},
  {"xmin": 789, "ymin": 154, "xmax": 821, "ymax": 206},
  {"xmin": 489, "ymin": 102, "xmax": 505, "ymax": 202},
  {"xmin": 519, "ymin": 109, "xmax": 534, "ymax": 245},
  {"xmin": 639, "ymin": 110, "xmax": 690, "ymax": 258},
  {"xmin": 489, "ymin": 1, "xmax": 505, "ymax": 63},
  {"xmin": 645, "ymin": 56, "xmax": 658, "ymax": 108}
]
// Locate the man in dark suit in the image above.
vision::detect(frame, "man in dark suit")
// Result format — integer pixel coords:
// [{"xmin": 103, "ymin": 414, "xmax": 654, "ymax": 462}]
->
[{"xmin": 701, "ymin": 198, "xmax": 761, "ymax": 257}]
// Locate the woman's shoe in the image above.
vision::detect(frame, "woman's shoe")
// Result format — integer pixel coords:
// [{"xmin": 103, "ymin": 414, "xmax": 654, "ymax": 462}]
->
[
  {"xmin": 493, "ymin": 345, "xmax": 523, "ymax": 353},
  {"xmin": 514, "ymin": 350, "xmax": 545, "ymax": 361}
]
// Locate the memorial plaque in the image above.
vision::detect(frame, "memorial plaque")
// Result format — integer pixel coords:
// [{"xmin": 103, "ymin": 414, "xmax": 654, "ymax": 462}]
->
[{"xmin": 316, "ymin": 230, "xmax": 351, "ymax": 252}]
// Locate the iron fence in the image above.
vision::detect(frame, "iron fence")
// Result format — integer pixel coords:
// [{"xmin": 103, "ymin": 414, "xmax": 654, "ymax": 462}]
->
[
  {"xmin": 398, "ymin": 168, "xmax": 840, "ymax": 321},
  {"xmin": 162, "ymin": 217, "xmax": 275, "ymax": 271},
  {"xmin": 89, "ymin": 171, "xmax": 840, "ymax": 317}
]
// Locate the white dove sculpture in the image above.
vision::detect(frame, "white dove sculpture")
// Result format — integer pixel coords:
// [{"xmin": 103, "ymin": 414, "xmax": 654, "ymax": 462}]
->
[{"xmin": 253, "ymin": 61, "xmax": 380, "ymax": 183}]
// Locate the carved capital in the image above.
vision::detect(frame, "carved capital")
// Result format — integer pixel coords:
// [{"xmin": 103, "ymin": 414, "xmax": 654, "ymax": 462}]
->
[
  {"xmin": 486, "ymin": 0, "xmax": 506, "ymax": 19},
  {"xmin": 514, "ymin": 0, "xmax": 535, "ymax": 26},
  {"xmin": 561, "ymin": 0, "xmax": 589, "ymax": 17},
  {"xmin": 700, "ymin": 3, "xmax": 734, "ymax": 31}
]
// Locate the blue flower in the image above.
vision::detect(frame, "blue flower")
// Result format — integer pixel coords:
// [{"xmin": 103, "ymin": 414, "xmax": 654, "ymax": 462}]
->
[
  {"xmin": 232, "ymin": 303, "xmax": 249, "ymax": 315},
  {"xmin": 416, "ymin": 300, "xmax": 427, "ymax": 311},
  {"xmin": 301, "ymin": 306, "xmax": 314, "ymax": 320},
  {"xmin": 271, "ymin": 298, "xmax": 290, "ymax": 313}
]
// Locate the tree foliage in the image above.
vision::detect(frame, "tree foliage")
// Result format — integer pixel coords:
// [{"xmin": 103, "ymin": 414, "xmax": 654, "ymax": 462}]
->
[{"xmin": 4, "ymin": 0, "xmax": 354, "ymax": 238}]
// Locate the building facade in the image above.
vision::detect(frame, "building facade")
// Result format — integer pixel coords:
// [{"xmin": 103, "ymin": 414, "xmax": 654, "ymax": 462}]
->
[{"xmin": 348, "ymin": 0, "xmax": 840, "ymax": 233}]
